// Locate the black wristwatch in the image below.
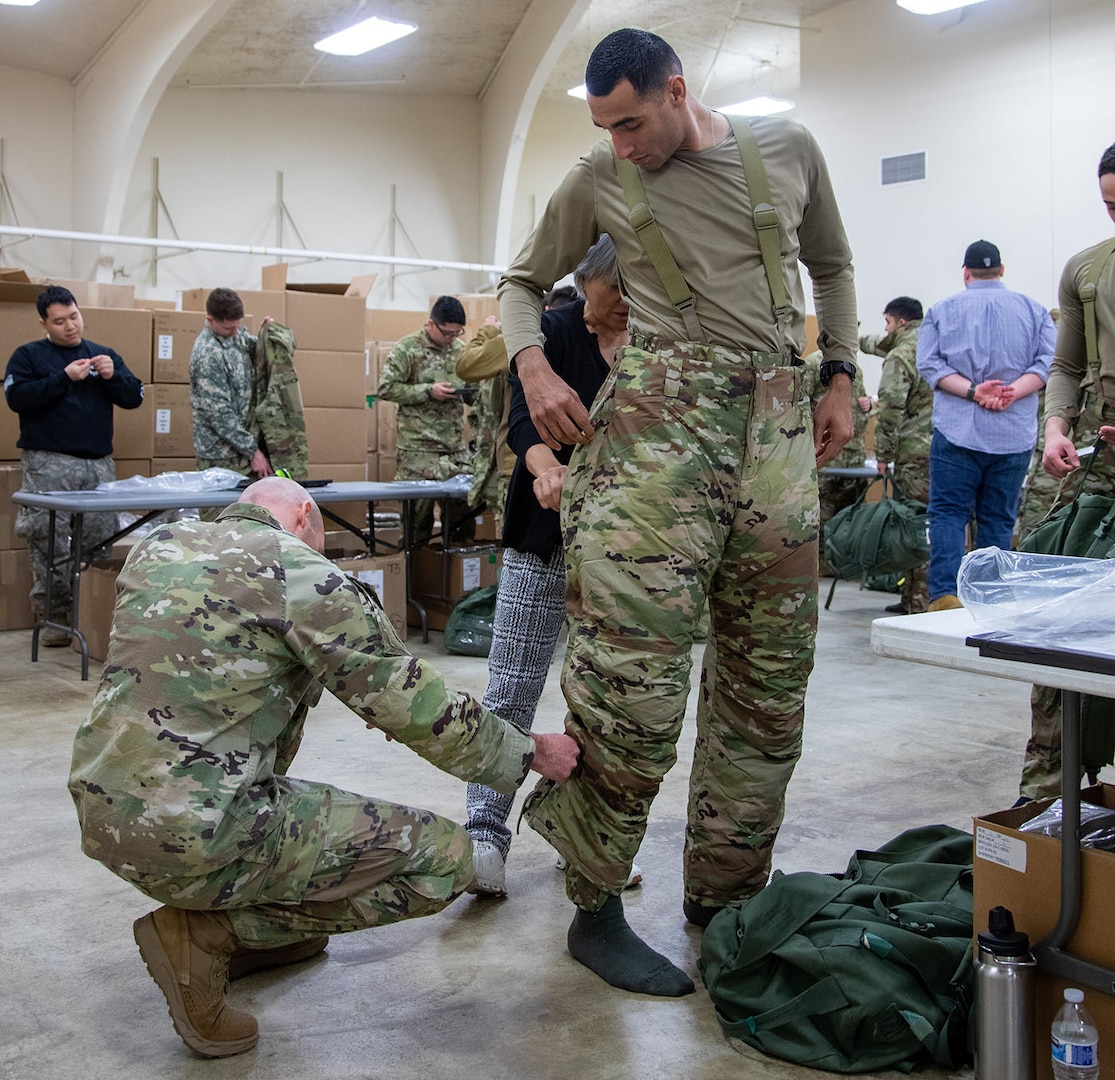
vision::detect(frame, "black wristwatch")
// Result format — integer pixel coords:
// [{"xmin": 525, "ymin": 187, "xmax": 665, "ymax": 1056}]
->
[{"xmin": 819, "ymin": 359, "xmax": 857, "ymax": 386}]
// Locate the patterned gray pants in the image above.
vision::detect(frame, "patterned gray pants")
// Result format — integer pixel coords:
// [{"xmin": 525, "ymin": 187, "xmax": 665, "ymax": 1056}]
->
[
  {"xmin": 16, "ymin": 450, "xmax": 117, "ymax": 609},
  {"xmin": 465, "ymin": 546, "xmax": 567, "ymax": 856}
]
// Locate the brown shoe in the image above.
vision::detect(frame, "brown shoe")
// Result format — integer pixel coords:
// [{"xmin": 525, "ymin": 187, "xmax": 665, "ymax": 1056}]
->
[
  {"xmin": 133, "ymin": 907, "xmax": 259, "ymax": 1058},
  {"xmin": 227, "ymin": 935, "xmax": 329, "ymax": 981},
  {"xmin": 927, "ymin": 594, "xmax": 963, "ymax": 612}
]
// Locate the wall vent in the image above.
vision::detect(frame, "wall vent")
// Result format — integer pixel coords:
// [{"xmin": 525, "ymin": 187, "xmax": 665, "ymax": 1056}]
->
[{"xmin": 881, "ymin": 152, "xmax": 927, "ymax": 186}]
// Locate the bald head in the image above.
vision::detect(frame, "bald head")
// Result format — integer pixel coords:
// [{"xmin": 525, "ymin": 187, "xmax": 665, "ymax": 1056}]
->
[{"xmin": 239, "ymin": 477, "xmax": 325, "ymax": 552}]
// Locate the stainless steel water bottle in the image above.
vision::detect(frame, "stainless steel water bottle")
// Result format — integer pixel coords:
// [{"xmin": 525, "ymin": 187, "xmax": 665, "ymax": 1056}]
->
[{"xmin": 975, "ymin": 905, "xmax": 1036, "ymax": 1080}]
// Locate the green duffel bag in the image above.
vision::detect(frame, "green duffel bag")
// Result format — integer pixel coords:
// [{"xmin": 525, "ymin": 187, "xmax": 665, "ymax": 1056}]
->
[
  {"xmin": 823, "ymin": 476, "xmax": 928, "ymax": 608},
  {"xmin": 1019, "ymin": 439, "xmax": 1115, "ymax": 560},
  {"xmin": 699, "ymin": 824, "xmax": 974, "ymax": 1074},
  {"xmin": 443, "ymin": 583, "xmax": 499, "ymax": 657}
]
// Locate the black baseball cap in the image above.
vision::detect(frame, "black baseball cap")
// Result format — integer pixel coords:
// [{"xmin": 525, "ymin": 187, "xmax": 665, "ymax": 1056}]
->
[{"xmin": 963, "ymin": 240, "xmax": 1001, "ymax": 270}]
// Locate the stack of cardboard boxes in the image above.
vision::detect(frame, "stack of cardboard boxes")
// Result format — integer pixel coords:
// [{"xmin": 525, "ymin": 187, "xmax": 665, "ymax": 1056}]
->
[{"xmin": 1, "ymin": 270, "xmax": 504, "ymax": 648}]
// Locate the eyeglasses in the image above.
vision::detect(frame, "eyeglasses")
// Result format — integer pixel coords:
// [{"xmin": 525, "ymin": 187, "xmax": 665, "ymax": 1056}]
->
[{"xmin": 434, "ymin": 322, "xmax": 465, "ymax": 339}]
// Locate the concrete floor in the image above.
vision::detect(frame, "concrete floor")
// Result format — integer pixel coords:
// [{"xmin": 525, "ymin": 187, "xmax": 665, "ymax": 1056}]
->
[{"xmin": 2, "ymin": 579, "xmax": 1079, "ymax": 1080}]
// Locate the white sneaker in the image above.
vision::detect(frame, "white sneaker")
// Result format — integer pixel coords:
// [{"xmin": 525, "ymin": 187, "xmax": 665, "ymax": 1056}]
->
[
  {"xmin": 554, "ymin": 855, "xmax": 642, "ymax": 889},
  {"xmin": 468, "ymin": 840, "xmax": 507, "ymax": 897}
]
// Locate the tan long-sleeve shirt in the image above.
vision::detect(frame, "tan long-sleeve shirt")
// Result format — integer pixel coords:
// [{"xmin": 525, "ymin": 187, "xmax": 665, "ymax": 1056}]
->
[{"xmin": 499, "ymin": 116, "xmax": 857, "ymax": 367}]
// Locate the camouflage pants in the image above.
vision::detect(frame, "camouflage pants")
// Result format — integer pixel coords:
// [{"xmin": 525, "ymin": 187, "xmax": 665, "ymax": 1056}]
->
[
  {"xmin": 396, "ymin": 448, "xmax": 475, "ymax": 546},
  {"xmin": 16, "ymin": 450, "xmax": 117, "ymax": 609},
  {"xmin": 893, "ymin": 457, "xmax": 930, "ymax": 613},
  {"xmin": 109, "ymin": 779, "xmax": 473, "ymax": 948},
  {"xmin": 523, "ymin": 340, "xmax": 818, "ymax": 912},
  {"xmin": 1022, "ymin": 428, "xmax": 1114, "ymax": 800}
]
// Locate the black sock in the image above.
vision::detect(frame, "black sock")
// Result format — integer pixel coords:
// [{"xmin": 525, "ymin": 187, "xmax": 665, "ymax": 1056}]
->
[{"xmin": 567, "ymin": 895, "xmax": 694, "ymax": 997}]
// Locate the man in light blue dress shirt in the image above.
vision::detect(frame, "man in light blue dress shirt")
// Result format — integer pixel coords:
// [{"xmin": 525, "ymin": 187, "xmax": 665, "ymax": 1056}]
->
[{"xmin": 916, "ymin": 240, "xmax": 1055, "ymax": 608}]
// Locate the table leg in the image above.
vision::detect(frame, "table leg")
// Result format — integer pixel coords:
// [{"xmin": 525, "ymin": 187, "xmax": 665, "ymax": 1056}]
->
[
  {"xmin": 401, "ymin": 499, "xmax": 428, "ymax": 643},
  {"xmin": 1033, "ymin": 689, "xmax": 1115, "ymax": 995}
]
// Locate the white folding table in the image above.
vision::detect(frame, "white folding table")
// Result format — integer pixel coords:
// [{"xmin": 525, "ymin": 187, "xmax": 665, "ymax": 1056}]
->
[{"xmin": 872, "ymin": 608, "xmax": 1115, "ymax": 997}]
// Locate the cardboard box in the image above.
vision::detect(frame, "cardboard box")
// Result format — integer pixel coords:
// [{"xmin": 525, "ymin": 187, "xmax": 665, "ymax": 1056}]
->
[
  {"xmin": 150, "ymin": 458, "xmax": 197, "ymax": 475},
  {"xmin": 472, "ymin": 512, "xmax": 501, "ymax": 543},
  {"xmin": 334, "ymin": 553, "xmax": 407, "ymax": 640},
  {"xmin": 113, "ymin": 459, "xmax": 152, "ymax": 481},
  {"xmin": 0, "ymin": 463, "xmax": 26, "ymax": 549},
  {"xmin": 0, "ymin": 269, "xmax": 46, "ymax": 305},
  {"xmin": 973, "ymin": 787, "xmax": 1115, "ymax": 1080},
  {"xmin": 365, "ymin": 309, "xmax": 428, "ymax": 345},
  {"xmin": 441, "ymin": 292, "xmax": 499, "ymax": 327},
  {"xmin": 374, "ymin": 451, "xmax": 397, "ymax": 483},
  {"xmin": 113, "ymin": 395, "xmax": 155, "ymax": 459},
  {"xmin": 82, "ymin": 307, "xmax": 154, "ymax": 385},
  {"xmin": 407, "ymin": 593, "xmax": 457, "ymax": 634},
  {"xmin": 151, "ymin": 383, "xmax": 194, "ymax": 458},
  {"xmin": 411, "ymin": 543, "xmax": 501, "ymax": 601},
  {"xmin": 261, "ymin": 264, "xmax": 374, "ymax": 352},
  {"xmin": 303, "ymin": 407, "xmax": 367, "ymax": 465},
  {"xmin": 0, "ymin": 547, "xmax": 34, "ymax": 630},
  {"xmin": 34, "ymin": 277, "xmax": 135, "ymax": 310},
  {"xmin": 294, "ymin": 350, "xmax": 367, "ymax": 408},
  {"xmin": 177, "ymin": 288, "xmax": 286, "ymax": 325},
  {"xmin": 74, "ymin": 558, "xmax": 123, "ymax": 662},
  {"xmin": 152, "ymin": 310, "xmax": 205, "ymax": 383}
]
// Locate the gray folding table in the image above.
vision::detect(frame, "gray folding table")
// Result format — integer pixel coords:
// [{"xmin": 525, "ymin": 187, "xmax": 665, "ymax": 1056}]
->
[{"xmin": 10, "ymin": 475, "xmax": 475, "ymax": 677}]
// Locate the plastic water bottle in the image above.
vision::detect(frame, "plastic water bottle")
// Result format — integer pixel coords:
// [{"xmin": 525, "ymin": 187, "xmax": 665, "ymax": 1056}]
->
[{"xmin": 1051, "ymin": 987, "xmax": 1099, "ymax": 1080}]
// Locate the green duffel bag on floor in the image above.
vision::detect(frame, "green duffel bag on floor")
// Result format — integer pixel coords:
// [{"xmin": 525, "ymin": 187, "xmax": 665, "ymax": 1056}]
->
[
  {"xmin": 699, "ymin": 824, "xmax": 974, "ymax": 1074},
  {"xmin": 443, "ymin": 583, "xmax": 499, "ymax": 657}
]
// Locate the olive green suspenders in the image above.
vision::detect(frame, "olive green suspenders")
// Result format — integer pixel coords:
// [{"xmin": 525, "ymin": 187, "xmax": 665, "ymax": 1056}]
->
[
  {"xmin": 1081, "ymin": 237, "xmax": 1115, "ymax": 371},
  {"xmin": 611, "ymin": 117, "xmax": 791, "ymax": 343}
]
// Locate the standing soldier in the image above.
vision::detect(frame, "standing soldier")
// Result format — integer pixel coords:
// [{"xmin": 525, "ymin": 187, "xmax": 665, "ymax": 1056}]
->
[
  {"xmin": 4, "ymin": 285, "xmax": 144, "ymax": 644},
  {"xmin": 189, "ymin": 287, "xmax": 273, "ymax": 481},
  {"xmin": 861, "ymin": 296, "xmax": 931, "ymax": 613},
  {"xmin": 1021, "ymin": 141, "xmax": 1115, "ymax": 801},
  {"xmin": 376, "ymin": 295, "xmax": 474, "ymax": 546}
]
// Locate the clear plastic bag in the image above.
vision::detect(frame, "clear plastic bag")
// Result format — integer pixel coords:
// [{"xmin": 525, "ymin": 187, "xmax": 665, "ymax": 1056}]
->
[
  {"xmin": 957, "ymin": 547, "xmax": 1115, "ymax": 638},
  {"xmin": 96, "ymin": 467, "xmax": 244, "ymax": 494},
  {"xmin": 1018, "ymin": 798, "xmax": 1115, "ymax": 851}
]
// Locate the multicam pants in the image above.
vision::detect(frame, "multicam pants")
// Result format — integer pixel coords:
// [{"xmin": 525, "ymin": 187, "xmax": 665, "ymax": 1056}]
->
[
  {"xmin": 523, "ymin": 338, "xmax": 819, "ymax": 912},
  {"xmin": 110, "ymin": 779, "xmax": 473, "ymax": 948},
  {"xmin": 16, "ymin": 450, "xmax": 117, "ymax": 610}
]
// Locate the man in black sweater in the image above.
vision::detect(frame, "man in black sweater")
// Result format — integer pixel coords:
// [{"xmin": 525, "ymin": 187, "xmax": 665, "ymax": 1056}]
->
[{"xmin": 4, "ymin": 285, "xmax": 144, "ymax": 644}]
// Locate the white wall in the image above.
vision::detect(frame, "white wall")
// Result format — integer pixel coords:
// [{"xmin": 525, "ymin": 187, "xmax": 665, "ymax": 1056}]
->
[
  {"xmin": 0, "ymin": 65, "xmax": 74, "ymax": 277},
  {"xmin": 116, "ymin": 88, "xmax": 486, "ymax": 309},
  {"xmin": 507, "ymin": 96, "xmax": 601, "ymax": 262},
  {"xmin": 798, "ymin": 0, "xmax": 1115, "ymax": 390}
]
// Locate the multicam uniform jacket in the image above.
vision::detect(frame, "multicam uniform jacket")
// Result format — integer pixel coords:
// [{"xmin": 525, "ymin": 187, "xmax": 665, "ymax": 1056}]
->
[{"xmin": 68, "ymin": 502, "xmax": 533, "ymax": 891}]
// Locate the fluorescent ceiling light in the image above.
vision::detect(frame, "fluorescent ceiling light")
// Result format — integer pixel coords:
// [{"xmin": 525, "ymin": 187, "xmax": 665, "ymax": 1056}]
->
[
  {"xmin": 719, "ymin": 96, "xmax": 795, "ymax": 117},
  {"xmin": 314, "ymin": 16, "xmax": 417, "ymax": 57},
  {"xmin": 896, "ymin": 0, "xmax": 989, "ymax": 13},
  {"xmin": 0, "ymin": 0, "xmax": 44, "ymax": 6},
  {"xmin": 567, "ymin": 83, "xmax": 588, "ymax": 100}
]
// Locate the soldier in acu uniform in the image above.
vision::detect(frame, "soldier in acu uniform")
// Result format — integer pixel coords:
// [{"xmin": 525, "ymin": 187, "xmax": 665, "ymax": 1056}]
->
[{"xmin": 68, "ymin": 477, "xmax": 578, "ymax": 1059}]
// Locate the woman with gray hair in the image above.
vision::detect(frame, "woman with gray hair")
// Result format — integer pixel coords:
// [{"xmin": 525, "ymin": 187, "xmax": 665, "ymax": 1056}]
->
[{"xmin": 466, "ymin": 234, "xmax": 630, "ymax": 896}]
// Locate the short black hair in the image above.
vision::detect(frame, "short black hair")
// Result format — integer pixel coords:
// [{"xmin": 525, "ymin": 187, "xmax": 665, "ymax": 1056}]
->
[
  {"xmin": 206, "ymin": 287, "xmax": 244, "ymax": 321},
  {"xmin": 883, "ymin": 296, "xmax": 923, "ymax": 322},
  {"xmin": 430, "ymin": 295, "xmax": 466, "ymax": 325},
  {"xmin": 585, "ymin": 28, "xmax": 682, "ymax": 100},
  {"xmin": 36, "ymin": 285, "xmax": 78, "ymax": 318},
  {"xmin": 1099, "ymin": 142, "xmax": 1115, "ymax": 178}
]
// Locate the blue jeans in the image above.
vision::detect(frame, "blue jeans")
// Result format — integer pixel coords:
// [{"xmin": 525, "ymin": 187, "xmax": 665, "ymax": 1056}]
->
[{"xmin": 927, "ymin": 429, "xmax": 1032, "ymax": 601}]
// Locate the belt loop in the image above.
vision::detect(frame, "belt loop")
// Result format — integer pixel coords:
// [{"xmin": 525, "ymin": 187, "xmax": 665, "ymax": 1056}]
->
[{"xmin": 663, "ymin": 348, "xmax": 683, "ymax": 399}]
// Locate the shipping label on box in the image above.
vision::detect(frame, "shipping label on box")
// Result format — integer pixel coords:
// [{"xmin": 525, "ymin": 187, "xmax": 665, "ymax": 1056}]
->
[
  {"xmin": 152, "ymin": 383, "xmax": 194, "ymax": 457},
  {"xmin": 152, "ymin": 311, "xmax": 205, "ymax": 383}
]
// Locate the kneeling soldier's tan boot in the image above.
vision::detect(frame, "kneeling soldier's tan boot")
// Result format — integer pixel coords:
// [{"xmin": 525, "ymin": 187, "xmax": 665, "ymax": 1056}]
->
[{"xmin": 133, "ymin": 906, "xmax": 258, "ymax": 1058}]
